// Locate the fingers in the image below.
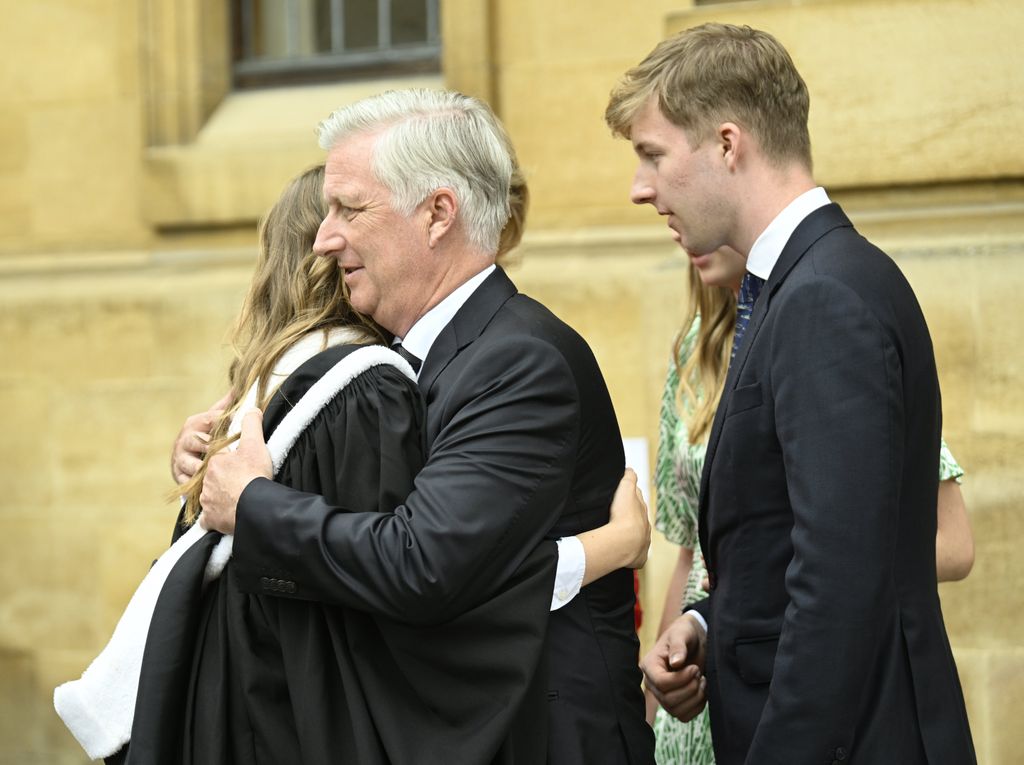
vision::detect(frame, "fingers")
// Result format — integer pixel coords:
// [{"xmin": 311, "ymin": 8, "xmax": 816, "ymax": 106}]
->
[
  {"xmin": 619, "ymin": 468, "xmax": 648, "ymax": 504},
  {"xmin": 236, "ymin": 409, "xmax": 273, "ymax": 478},
  {"xmin": 170, "ymin": 400, "xmax": 226, "ymax": 483},
  {"xmin": 656, "ymin": 670, "xmax": 707, "ymax": 722},
  {"xmin": 237, "ymin": 409, "xmax": 265, "ymax": 451},
  {"xmin": 171, "ymin": 428, "xmax": 213, "ymax": 484},
  {"xmin": 611, "ymin": 468, "xmax": 649, "ymax": 521},
  {"xmin": 172, "ymin": 454, "xmax": 203, "ymax": 485},
  {"xmin": 608, "ymin": 470, "xmax": 652, "ymax": 570},
  {"xmin": 185, "ymin": 430, "xmax": 211, "ymax": 454},
  {"xmin": 642, "ymin": 614, "xmax": 710, "ymax": 724},
  {"xmin": 642, "ymin": 650, "xmax": 706, "ymax": 722},
  {"xmin": 609, "ymin": 471, "xmax": 639, "ymax": 519},
  {"xmin": 664, "ymin": 615, "xmax": 698, "ymax": 669}
]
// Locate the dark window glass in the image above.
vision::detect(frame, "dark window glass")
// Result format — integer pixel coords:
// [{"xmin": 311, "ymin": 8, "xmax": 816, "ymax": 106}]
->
[
  {"xmin": 392, "ymin": 0, "xmax": 428, "ymax": 46},
  {"xmin": 344, "ymin": 0, "xmax": 379, "ymax": 51},
  {"xmin": 233, "ymin": 0, "xmax": 441, "ymax": 88}
]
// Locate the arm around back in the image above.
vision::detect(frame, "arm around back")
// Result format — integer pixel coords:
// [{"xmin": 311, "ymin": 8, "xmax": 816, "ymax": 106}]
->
[{"xmin": 232, "ymin": 335, "xmax": 578, "ymax": 625}]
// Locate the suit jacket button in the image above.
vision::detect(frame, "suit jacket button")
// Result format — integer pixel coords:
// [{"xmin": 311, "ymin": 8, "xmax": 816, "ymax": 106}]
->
[
  {"xmin": 835, "ymin": 746, "xmax": 847, "ymax": 761},
  {"xmin": 284, "ymin": 581, "xmax": 296, "ymax": 594},
  {"xmin": 260, "ymin": 576, "xmax": 271, "ymax": 589}
]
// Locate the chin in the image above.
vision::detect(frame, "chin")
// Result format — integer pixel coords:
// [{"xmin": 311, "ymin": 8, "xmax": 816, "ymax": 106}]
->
[
  {"xmin": 697, "ymin": 270, "xmax": 728, "ymax": 289},
  {"xmin": 350, "ymin": 298, "xmax": 377, "ymax": 319}
]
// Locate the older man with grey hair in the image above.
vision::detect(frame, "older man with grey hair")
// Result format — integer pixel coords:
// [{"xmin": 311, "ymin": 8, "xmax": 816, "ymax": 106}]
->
[{"xmin": 194, "ymin": 89, "xmax": 654, "ymax": 764}]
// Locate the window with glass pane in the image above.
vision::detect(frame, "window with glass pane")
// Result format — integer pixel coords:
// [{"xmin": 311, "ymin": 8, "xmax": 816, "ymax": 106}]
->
[{"xmin": 233, "ymin": 0, "xmax": 440, "ymax": 87}]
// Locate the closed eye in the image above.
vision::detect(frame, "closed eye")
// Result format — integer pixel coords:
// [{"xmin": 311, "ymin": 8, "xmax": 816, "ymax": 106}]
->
[
  {"xmin": 633, "ymin": 147, "xmax": 661, "ymax": 165},
  {"xmin": 329, "ymin": 202, "xmax": 362, "ymax": 221}
]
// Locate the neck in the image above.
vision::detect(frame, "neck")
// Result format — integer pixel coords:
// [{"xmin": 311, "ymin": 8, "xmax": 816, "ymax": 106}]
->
[
  {"xmin": 393, "ymin": 252, "xmax": 495, "ymax": 337},
  {"xmin": 732, "ymin": 163, "xmax": 816, "ymax": 256}
]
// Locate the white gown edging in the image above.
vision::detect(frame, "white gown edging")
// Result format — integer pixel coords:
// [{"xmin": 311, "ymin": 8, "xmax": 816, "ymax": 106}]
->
[{"xmin": 54, "ymin": 343, "xmax": 414, "ymax": 760}]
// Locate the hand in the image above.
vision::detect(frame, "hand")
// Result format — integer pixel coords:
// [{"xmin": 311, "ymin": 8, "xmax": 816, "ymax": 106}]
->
[
  {"xmin": 608, "ymin": 468, "xmax": 652, "ymax": 569},
  {"xmin": 171, "ymin": 392, "xmax": 233, "ymax": 484},
  {"xmin": 641, "ymin": 613, "xmax": 708, "ymax": 722},
  {"xmin": 199, "ymin": 410, "xmax": 272, "ymax": 534}
]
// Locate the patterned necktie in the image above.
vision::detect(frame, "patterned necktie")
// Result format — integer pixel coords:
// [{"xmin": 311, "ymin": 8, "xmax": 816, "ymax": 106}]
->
[
  {"xmin": 393, "ymin": 343, "xmax": 422, "ymax": 374},
  {"xmin": 730, "ymin": 271, "xmax": 766, "ymax": 360}
]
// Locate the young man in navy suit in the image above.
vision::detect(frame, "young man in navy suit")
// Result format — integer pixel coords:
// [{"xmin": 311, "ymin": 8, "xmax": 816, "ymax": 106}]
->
[{"xmin": 607, "ymin": 23, "xmax": 975, "ymax": 765}]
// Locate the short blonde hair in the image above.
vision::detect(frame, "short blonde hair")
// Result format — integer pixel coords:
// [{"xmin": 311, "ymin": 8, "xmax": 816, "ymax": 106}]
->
[{"xmin": 606, "ymin": 23, "xmax": 812, "ymax": 169}]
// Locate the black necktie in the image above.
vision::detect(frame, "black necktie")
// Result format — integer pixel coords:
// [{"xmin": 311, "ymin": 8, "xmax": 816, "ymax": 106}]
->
[
  {"xmin": 730, "ymin": 271, "xmax": 766, "ymax": 360},
  {"xmin": 393, "ymin": 343, "xmax": 422, "ymax": 374}
]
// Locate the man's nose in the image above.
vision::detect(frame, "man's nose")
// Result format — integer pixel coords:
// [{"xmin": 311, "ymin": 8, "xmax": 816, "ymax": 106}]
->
[
  {"xmin": 629, "ymin": 168, "xmax": 655, "ymax": 206},
  {"xmin": 313, "ymin": 217, "xmax": 343, "ymax": 258}
]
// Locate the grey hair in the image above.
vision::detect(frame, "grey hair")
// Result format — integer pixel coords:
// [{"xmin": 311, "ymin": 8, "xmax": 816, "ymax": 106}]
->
[{"xmin": 317, "ymin": 89, "xmax": 513, "ymax": 254}]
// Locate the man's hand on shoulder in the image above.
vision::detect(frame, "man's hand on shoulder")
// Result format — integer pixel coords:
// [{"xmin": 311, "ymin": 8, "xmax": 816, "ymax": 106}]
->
[
  {"xmin": 641, "ymin": 612, "xmax": 708, "ymax": 722},
  {"xmin": 199, "ymin": 410, "xmax": 272, "ymax": 534}
]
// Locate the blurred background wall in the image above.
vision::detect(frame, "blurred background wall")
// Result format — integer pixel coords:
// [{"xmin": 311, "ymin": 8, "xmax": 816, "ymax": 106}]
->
[{"xmin": 1, "ymin": 0, "xmax": 1021, "ymax": 761}]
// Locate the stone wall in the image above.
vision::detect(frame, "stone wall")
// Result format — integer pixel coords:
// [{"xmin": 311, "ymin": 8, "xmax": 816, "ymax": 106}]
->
[{"xmin": 1, "ymin": 0, "xmax": 1021, "ymax": 762}]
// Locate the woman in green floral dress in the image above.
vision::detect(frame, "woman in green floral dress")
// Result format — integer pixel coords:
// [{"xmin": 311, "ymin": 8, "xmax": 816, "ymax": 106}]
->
[{"xmin": 650, "ymin": 248, "xmax": 974, "ymax": 764}]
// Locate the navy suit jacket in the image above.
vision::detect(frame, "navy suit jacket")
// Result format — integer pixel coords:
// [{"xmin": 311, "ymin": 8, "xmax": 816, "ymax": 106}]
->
[{"xmin": 694, "ymin": 204, "xmax": 975, "ymax": 765}]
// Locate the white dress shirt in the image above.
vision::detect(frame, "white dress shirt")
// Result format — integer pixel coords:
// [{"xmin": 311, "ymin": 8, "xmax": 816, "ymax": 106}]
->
[
  {"xmin": 745, "ymin": 186, "xmax": 831, "ymax": 281},
  {"xmin": 394, "ymin": 264, "xmax": 587, "ymax": 611}
]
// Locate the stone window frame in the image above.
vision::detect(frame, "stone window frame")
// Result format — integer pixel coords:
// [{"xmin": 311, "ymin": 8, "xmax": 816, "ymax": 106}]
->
[{"xmin": 140, "ymin": 0, "xmax": 492, "ymax": 230}]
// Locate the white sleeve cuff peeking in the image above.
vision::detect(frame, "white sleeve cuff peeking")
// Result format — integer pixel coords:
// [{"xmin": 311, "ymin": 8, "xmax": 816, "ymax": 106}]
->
[{"xmin": 551, "ymin": 536, "xmax": 587, "ymax": 611}]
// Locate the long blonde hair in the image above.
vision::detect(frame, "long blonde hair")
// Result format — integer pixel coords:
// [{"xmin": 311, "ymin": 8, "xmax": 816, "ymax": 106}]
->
[
  {"xmin": 178, "ymin": 165, "xmax": 383, "ymax": 525},
  {"xmin": 675, "ymin": 265, "xmax": 736, "ymax": 445}
]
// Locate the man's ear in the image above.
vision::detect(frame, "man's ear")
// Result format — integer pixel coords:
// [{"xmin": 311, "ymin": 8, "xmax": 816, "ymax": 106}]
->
[
  {"xmin": 718, "ymin": 122, "xmax": 743, "ymax": 172},
  {"xmin": 426, "ymin": 188, "xmax": 458, "ymax": 247}
]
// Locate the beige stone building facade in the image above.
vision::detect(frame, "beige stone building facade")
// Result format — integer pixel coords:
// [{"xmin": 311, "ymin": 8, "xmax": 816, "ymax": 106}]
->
[{"xmin": 1, "ymin": 0, "xmax": 1021, "ymax": 762}]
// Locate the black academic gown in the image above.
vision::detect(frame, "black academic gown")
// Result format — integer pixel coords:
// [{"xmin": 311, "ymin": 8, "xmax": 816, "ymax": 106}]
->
[{"xmin": 119, "ymin": 345, "xmax": 556, "ymax": 765}]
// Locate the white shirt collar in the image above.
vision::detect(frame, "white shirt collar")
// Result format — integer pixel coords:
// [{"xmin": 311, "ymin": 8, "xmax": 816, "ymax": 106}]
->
[
  {"xmin": 746, "ymin": 187, "xmax": 831, "ymax": 280},
  {"xmin": 394, "ymin": 264, "xmax": 496, "ymax": 376}
]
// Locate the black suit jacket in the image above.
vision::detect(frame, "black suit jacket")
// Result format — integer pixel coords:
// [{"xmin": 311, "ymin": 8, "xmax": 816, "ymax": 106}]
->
[
  {"xmin": 693, "ymin": 204, "xmax": 975, "ymax": 765},
  {"xmin": 233, "ymin": 268, "xmax": 653, "ymax": 764}
]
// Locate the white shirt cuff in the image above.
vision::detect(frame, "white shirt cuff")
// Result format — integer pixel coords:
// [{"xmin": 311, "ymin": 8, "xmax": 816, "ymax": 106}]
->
[
  {"xmin": 551, "ymin": 536, "xmax": 587, "ymax": 611},
  {"xmin": 685, "ymin": 609, "xmax": 708, "ymax": 635}
]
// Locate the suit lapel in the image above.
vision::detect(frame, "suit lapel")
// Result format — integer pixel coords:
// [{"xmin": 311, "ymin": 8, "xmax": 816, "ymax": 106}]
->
[
  {"xmin": 417, "ymin": 266, "xmax": 518, "ymax": 397},
  {"xmin": 697, "ymin": 204, "xmax": 854, "ymax": 546}
]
